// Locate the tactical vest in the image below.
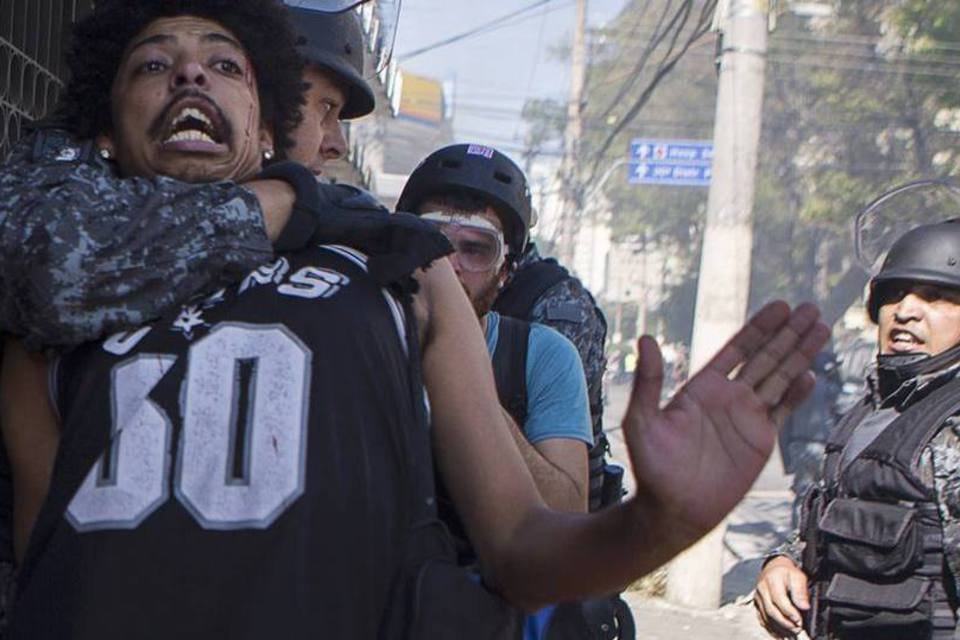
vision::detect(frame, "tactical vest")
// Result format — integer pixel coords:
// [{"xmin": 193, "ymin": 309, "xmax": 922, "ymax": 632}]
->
[
  {"xmin": 493, "ymin": 258, "xmax": 619, "ymax": 512},
  {"xmin": 802, "ymin": 377, "xmax": 960, "ymax": 639}
]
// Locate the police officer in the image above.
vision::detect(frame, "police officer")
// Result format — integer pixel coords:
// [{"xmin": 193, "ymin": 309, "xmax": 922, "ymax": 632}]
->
[
  {"xmin": 755, "ymin": 220, "xmax": 960, "ymax": 639},
  {"xmin": 282, "ymin": 7, "xmax": 374, "ymax": 176}
]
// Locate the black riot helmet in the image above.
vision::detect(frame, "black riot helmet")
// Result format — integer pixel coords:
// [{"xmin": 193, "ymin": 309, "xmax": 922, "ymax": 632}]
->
[
  {"xmin": 397, "ymin": 144, "xmax": 534, "ymax": 260},
  {"xmin": 287, "ymin": 7, "xmax": 376, "ymax": 119},
  {"xmin": 867, "ymin": 220, "xmax": 960, "ymax": 322}
]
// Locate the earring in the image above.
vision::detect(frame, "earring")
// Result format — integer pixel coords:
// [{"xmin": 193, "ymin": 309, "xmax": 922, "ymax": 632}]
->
[
  {"xmin": 263, "ymin": 149, "xmax": 275, "ymax": 161},
  {"xmin": 99, "ymin": 147, "xmax": 112, "ymax": 160}
]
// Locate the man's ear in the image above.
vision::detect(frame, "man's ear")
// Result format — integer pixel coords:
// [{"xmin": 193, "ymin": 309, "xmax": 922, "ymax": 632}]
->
[
  {"xmin": 94, "ymin": 133, "xmax": 115, "ymax": 160},
  {"xmin": 259, "ymin": 127, "xmax": 276, "ymax": 159},
  {"xmin": 497, "ymin": 262, "xmax": 511, "ymax": 288}
]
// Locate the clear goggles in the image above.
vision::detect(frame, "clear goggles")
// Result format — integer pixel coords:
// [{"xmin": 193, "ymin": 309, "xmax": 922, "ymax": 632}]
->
[{"xmin": 421, "ymin": 212, "xmax": 506, "ymax": 273}]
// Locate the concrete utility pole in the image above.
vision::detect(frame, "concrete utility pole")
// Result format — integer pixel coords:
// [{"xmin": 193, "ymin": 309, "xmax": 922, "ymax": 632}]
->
[
  {"xmin": 665, "ymin": 0, "xmax": 769, "ymax": 609},
  {"xmin": 555, "ymin": 0, "xmax": 588, "ymax": 265}
]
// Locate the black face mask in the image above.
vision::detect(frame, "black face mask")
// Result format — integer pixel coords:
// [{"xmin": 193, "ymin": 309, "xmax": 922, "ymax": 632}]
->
[{"xmin": 876, "ymin": 341, "xmax": 960, "ymax": 399}]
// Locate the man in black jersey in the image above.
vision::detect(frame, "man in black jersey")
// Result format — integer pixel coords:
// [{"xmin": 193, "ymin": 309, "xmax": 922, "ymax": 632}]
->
[
  {"xmin": 4, "ymin": 3, "xmax": 474, "ymax": 637},
  {"xmin": 1, "ymin": 1, "xmax": 831, "ymax": 637}
]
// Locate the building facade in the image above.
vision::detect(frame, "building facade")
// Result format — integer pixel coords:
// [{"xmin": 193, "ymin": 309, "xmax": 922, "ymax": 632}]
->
[{"xmin": 1, "ymin": 0, "xmax": 93, "ymax": 160}]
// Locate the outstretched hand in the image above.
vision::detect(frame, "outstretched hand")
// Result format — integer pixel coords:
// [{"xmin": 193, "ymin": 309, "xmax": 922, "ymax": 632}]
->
[{"xmin": 623, "ymin": 301, "xmax": 829, "ymax": 544}]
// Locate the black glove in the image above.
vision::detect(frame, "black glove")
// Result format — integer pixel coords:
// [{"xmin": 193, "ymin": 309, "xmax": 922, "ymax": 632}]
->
[
  {"xmin": 256, "ymin": 162, "xmax": 452, "ymax": 287},
  {"xmin": 256, "ymin": 161, "xmax": 323, "ymax": 252}
]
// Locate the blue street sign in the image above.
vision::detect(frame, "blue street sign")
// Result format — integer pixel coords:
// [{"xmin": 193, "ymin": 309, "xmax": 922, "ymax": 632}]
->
[
  {"xmin": 628, "ymin": 161, "xmax": 712, "ymax": 187},
  {"xmin": 630, "ymin": 139, "xmax": 713, "ymax": 164}
]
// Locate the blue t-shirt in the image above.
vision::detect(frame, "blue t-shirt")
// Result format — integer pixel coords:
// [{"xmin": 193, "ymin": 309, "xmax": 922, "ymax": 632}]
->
[{"xmin": 484, "ymin": 311, "xmax": 593, "ymax": 447}]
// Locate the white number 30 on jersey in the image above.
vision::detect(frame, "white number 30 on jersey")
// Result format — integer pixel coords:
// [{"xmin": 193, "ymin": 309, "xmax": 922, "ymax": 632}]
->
[{"xmin": 68, "ymin": 323, "xmax": 311, "ymax": 532}]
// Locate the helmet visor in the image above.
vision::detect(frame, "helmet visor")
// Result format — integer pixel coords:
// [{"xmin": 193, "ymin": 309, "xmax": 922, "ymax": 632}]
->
[
  {"xmin": 421, "ymin": 213, "xmax": 505, "ymax": 273},
  {"xmin": 285, "ymin": 0, "xmax": 401, "ymax": 75},
  {"xmin": 855, "ymin": 180, "xmax": 960, "ymax": 273}
]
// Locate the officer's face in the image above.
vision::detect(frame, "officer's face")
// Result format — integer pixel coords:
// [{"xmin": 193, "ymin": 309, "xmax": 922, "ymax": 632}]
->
[
  {"xmin": 877, "ymin": 282, "xmax": 960, "ymax": 356},
  {"xmin": 100, "ymin": 16, "xmax": 272, "ymax": 183},
  {"xmin": 285, "ymin": 66, "xmax": 348, "ymax": 177},
  {"xmin": 419, "ymin": 201, "xmax": 508, "ymax": 319}
]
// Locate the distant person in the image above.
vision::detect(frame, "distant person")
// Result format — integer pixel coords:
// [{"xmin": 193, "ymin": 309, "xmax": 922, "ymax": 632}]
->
[{"xmin": 778, "ymin": 348, "xmax": 841, "ymax": 527}]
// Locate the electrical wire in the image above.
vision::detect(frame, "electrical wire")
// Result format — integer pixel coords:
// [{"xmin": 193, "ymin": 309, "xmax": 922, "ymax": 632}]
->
[{"xmin": 398, "ymin": 0, "xmax": 573, "ymax": 61}]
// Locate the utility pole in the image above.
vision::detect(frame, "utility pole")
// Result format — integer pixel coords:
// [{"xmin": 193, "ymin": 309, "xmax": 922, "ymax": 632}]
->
[
  {"xmin": 665, "ymin": 0, "xmax": 770, "ymax": 609},
  {"xmin": 555, "ymin": 0, "xmax": 588, "ymax": 266}
]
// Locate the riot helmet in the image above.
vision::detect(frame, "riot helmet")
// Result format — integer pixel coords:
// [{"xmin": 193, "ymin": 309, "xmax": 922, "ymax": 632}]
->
[
  {"xmin": 398, "ymin": 144, "xmax": 534, "ymax": 261},
  {"xmin": 867, "ymin": 221, "xmax": 960, "ymax": 394},
  {"xmin": 867, "ymin": 220, "xmax": 960, "ymax": 323},
  {"xmin": 287, "ymin": 7, "xmax": 376, "ymax": 119},
  {"xmin": 285, "ymin": 1, "xmax": 401, "ymax": 79}
]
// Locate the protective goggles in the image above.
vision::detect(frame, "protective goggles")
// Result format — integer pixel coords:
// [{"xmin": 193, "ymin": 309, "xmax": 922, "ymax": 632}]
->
[{"xmin": 421, "ymin": 212, "xmax": 506, "ymax": 273}]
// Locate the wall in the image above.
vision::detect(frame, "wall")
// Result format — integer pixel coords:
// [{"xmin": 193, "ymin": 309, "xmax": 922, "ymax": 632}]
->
[{"xmin": 0, "ymin": 0, "xmax": 93, "ymax": 159}]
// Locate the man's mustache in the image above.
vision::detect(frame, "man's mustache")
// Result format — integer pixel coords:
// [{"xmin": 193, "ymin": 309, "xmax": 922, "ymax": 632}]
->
[{"xmin": 147, "ymin": 90, "xmax": 232, "ymax": 142}]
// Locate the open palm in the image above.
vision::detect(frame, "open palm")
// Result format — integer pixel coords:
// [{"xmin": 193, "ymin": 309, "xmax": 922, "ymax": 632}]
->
[{"xmin": 623, "ymin": 302, "xmax": 828, "ymax": 542}]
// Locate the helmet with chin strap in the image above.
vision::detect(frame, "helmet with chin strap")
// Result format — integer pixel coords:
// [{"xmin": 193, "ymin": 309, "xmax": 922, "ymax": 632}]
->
[
  {"xmin": 867, "ymin": 220, "xmax": 960, "ymax": 323},
  {"xmin": 868, "ymin": 220, "xmax": 960, "ymax": 392}
]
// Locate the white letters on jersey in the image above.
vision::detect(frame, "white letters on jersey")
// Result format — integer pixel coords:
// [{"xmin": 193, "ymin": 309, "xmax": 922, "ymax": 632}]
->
[
  {"xmin": 68, "ymin": 324, "xmax": 311, "ymax": 531},
  {"xmin": 238, "ymin": 257, "xmax": 290, "ymax": 294},
  {"xmin": 277, "ymin": 267, "xmax": 350, "ymax": 300},
  {"xmin": 102, "ymin": 327, "xmax": 153, "ymax": 356}
]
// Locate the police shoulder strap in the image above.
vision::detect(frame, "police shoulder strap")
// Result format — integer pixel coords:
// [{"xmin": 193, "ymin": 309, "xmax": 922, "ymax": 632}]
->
[{"xmin": 494, "ymin": 258, "xmax": 570, "ymax": 320}]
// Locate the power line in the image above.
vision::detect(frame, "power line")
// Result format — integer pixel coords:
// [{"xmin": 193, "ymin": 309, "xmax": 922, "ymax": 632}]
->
[
  {"xmin": 517, "ymin": 0, "xmax": 552, "ymax": 144},
  {"xmin": 766, "ymin": 54, "xmax": 960, "ymax": 79},
  {"xmin": 398, "ymin": 0, "xmax": 572, "ymax": 62},
  {"xmin": 768, "ymin": 43, "xmax": 960, "ymax": 69},
  {"xmin": 771, "ymin": 29, "xmax": 960, "ymax": 54}
]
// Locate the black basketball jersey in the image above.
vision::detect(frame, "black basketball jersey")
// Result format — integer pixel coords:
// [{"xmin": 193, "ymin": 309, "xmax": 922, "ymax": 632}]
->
[{"xmin": 12, "ymin": 244, "xmax": 432, "ymax": 639}]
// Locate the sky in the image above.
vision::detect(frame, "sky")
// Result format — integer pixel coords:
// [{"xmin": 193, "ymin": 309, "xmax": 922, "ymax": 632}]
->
[{"xmin": 393, "ymin": 0, "xmax": 628, "ymax": 163}]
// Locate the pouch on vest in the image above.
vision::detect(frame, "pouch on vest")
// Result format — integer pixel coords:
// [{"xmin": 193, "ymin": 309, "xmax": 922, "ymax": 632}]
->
[
  {"xmin": 819, "ymin": 498, "xmax": 921, "ymax": 578},
  {"xmin": 823, "ymin": 573, "xmax": 932, "ymax": 635},
  {"xmin": 801, "ymin": 486, "xmax": 825, "ymax": 576}
]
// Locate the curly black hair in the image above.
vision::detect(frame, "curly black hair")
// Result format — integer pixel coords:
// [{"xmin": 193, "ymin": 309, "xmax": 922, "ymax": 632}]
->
[{"xmin": 56, "ymin": 0, "xmax": 305, "ymax": 154}]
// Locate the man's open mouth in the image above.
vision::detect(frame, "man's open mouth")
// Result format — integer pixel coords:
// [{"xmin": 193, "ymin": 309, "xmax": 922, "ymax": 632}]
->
[
  {"xmin": 889, "ymin": 328, "xmax": 924, "ymax": 351},
  {"xmin": 160, "ymin": 100, "xmax": 226, "ymax": 149}
]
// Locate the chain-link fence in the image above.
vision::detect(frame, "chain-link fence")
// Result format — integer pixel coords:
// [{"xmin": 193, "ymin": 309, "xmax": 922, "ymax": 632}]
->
[{"xmin": 1, "ymin": 0, "xmax": 93, "ymax": 160}]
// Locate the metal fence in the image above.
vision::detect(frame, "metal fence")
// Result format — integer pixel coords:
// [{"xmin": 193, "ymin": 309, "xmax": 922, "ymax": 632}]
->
[{"xmin": 1, "ymin": 0, "xmax": 93, "ymax": 160}]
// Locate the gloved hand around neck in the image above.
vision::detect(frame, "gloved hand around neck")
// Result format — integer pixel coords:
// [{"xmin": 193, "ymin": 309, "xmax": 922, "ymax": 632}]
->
[
  {"xmin": 257, "ymin": 162, "xmax": 453, "ymax": 288},
  {"xmin": 877, "ymin": 341, "xmax": 960, "ymax": 400}
]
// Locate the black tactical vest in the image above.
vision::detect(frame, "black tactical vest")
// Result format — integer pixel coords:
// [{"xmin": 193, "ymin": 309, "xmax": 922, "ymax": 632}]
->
[{"xmin": 802, "ymin": 377, "xmax": 960, "ymax": 639}]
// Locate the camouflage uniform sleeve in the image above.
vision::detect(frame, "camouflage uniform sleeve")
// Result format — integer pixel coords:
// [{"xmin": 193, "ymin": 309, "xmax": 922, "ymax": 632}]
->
[
  {"xmin": 528, "ymin": 278, "xmax": 607, "ymax": 407},
  {"xmin": 0, "ymin": 130, "xmax": 273, "ymax": 350},
  {"xmin": 765, "ymin": 530, "xmax": 804, "ymax": 567},
  {"xmin": 929, "ymin": 417, "xmax": 960, "ymax": 599}
]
